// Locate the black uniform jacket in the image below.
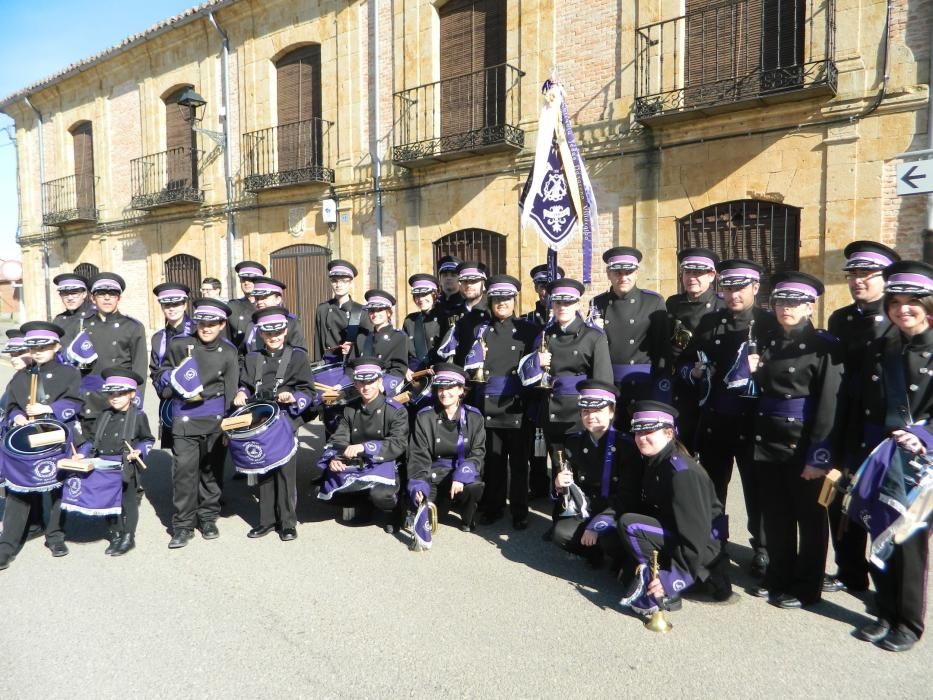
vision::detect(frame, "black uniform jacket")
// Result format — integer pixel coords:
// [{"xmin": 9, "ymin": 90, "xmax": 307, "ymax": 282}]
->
[
  {"xmin": 227, "ymin": 296, "xmax": 255, "ymax": 347},
  {"xmin": 407, "ymin": 402, "xmax": 486, "ymax": 499},
  {"xmin": 437, "ymin": 291, "xmax": 464, "ymax": 317},
  {"xmin": 403, "ymin": 308, "xmax": 449, "ymax": 370},
  {"xmin": 149, "ymin": 318, "xmax": 195, "ymax": 394},
  {"xmin": 592, "ymin": 287, "xmax": 671, "ymax": 381},
  {"xmin": 241, "ymin": 313, "xmax": 307, "ymax": 355},
  {"xmin": 313, "ymin": 297, "xmax": 371, "ymax": 362},
  {"xmin": 354, "ymin": 324, "xmax": 409, "ymax": 378},
  {"xmin": 239, "ymin": 345, "xmax": 316, "ymax": 430},
  {"xmin": 161, "ymin": 335, "xmax": 239, "ymax": 436},
  {"xmin": 54, "ymin": 298, "xmax": 96, "ymax": 351},
  {"xmin": 327, "ymin": 393, "xmax": 409, "ymax": 463},
  {"xmin": 74, "ymin": 406, "xmax": 155, "ymax": 478},
  {"xmin": 5, "ymin": 359, "xmax": 82, "ymax": 427},
  {"xmin": 443, "ymin": 298, "xmax": 491, "ymax": 368},
  {"xmin": 665, "ymin": 288, "xmax": 725, "ymax": 362},
  {"xmin": 562, "ymin": 428, "xmax": 633, "ymax": 526},
  {"xmin": 83, "ymin": 309, "xmax": 148, "ymax": 382}
]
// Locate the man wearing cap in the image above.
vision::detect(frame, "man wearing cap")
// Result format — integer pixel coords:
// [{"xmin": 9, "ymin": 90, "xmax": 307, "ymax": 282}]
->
[
  {"xmin": 234, "ymin": 307, "xmax": 316, "ymax": 541},
  {"xmin": 550, "ymin": 380, "xmax": 630, "ymax": 567},
  {"xmin": 682, "ymin": 259, "xmax": 779, "ymax": 577},
  {"xmin": 79, "ymin": 273, "xmax": 148, "ymax": 429},
  {"xmin": 823, "ymin": 241, "xmax": 900, "ymax": 594},
  {"xmin": 52, "ymin": 272, "xmax": 95, "ymax": 350},
  {"xmin": 523, "ymin": 263, "xmax": 564, "ymax": 327},
  {"xmin": 240, "ymin": 277, "xmax": 307, "ymax": 354},
  {"xmin": 436, "ymin": 254, "xmax": 464, "ymax": 317},
  {"xmin": 666, "ymin": 248, "xmax": 725, "ymax": 452},
  {"xmin": 354, "ymin": 290, "xmax": 409, "ymax": 392},
  {"xmin": 149, "ymin": 283, "xmax": 195, "ymax": 450},
  {"xmin": 403, "ymin": 273, "xmax": 448, "ymax": 374},
  {"xmin": 437, "ymin": 261, "xmax": 491, "ymax": 367},
  {"xmin": 467, "ymin": 274, "xmax": 538, "ymax": 529},
  {"xmin": 0, "ymin": 322, "xmax": 82, "ymax": 570},
  {"xmin": 518, "ymin": 278, "xmax": 612, "ymax": 467},
  {"xmin": 227, "ymin": 260, "xmax": 266, "ymax": 346},
  {"xmin": 313, "ymin": 357, "xmax": 408, "ymax": 529},
  {"xmin": 160, "ymin": 299, "xmax": 239, "ymax": 548},
  {"xmin": 313, "ymin": 259, "xmax": 369, "ymax": 363},
  {"xmin": 591, "ymin": 246, "xmax": 672, "ymax": 407}
]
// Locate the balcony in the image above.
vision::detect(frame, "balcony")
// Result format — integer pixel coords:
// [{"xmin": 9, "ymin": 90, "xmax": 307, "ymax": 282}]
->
[
  {"xmin": 393, "ymin": 63, "xmax": 525, "ymax": 167},
  {"xmin": 41, "ymin": 174, "xmax": 97, "ymax": 226},
  {"xmin": 130, "ymin": 147, "xmax": 204, "ymax": 210},
  {"xmin": 635, "ymin": 0, "xmax": 837, "ymax": 124},
  {"xmin": 242, "ymin": 118, "xmax": 335, "ymax": 192}
]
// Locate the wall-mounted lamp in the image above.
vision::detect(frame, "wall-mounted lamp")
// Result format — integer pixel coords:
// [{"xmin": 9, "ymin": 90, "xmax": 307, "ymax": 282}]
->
[{"xmin": 322, "ymin": 198, "xmax": 338, "ymax": 233}]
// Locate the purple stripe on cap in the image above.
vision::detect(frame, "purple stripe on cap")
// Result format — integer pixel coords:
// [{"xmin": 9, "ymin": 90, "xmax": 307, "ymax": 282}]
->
[
  {"xmin": 328, "ymin": 265, "xmax": 355, "ymax": 278},
  {"xmin": 91, "ymin": 279, "xmax": 121, "ymax": 292},
  {"xmin": 848, "ymin": 251, "xmax": 894, "ymax": 267},
  {"xmin": 633, "ymin": 410, "xmax": 675, "ymax": 424},
  {"xmin": 580, "ymin": 388, "xmax": 616, "ymax": 402},
  {"xmin": 157, "ymin": 288, "xmax": 188, "ymax": 301},
  {"xmin": 458, "ymin": 267, "xmax": 486, "ymax": 279},
  {"xmin": 773, "ymin": 281, "xmax": 819, "ymax": 298},
  {"xmin": 253, "ymin": 282, "xmax": 283, "ymax": 294},
  {"xmin": 365, "ymin": 295, "xmax": 393, "ymax": 308},
  {"xmin": 57, "ymin": 280, "xmax": 86, "ymax": 290},
  {"xmin": 411, "ymin": 280, "xmax": 438, "ymax": 292},
  {"xmin": 887, "ymin": 273, "xmax": 933, "ymax": 290},
  {"xmin": 607, "ymin": 255, "xmax": 640, "ymax": 267},
  {"xmin": 257, "ymin": 313, "xmax": 288, "ymax": 327},
  {"xmin": 7, "ymin": 336, "xmax": 24, "ymax": 345},
  {"xmin": 102, "ymin": 375, "xmax": 137, "ymax": 390},
  {"xmin": 25, "ymin": 329, "xmax": 59, "ymax": 343},
  {"xmin": 487, "ymin": 282, "xmax": 518, "ymax": 296},
  {"xmin": 681, "ymin": 255, "xmax": 716, "ymax": 269},
  {"xmin": 237, "ymin": 266, "xmax": 263, "ymax": 277},
  {"xmin": 438, "ymin": 262, "xmax": 458, "ymax": 272},
  {"xmin": 353, "ymin": 363, "xmax": 383, "ymax": 377},
  {"xmin": 719, "ymin": 267, "xmax": 761, "ymax": 280},
  {"xmin": 194, "ymin": 304, "xmax": 225, "ymax": 318},
  {"xmin": 550, "ymin": 286, "xmax": 581, "ymax": 299},
  {"xmin": 532, "ymin": 272, "xmax": 550, "ymax": 282},
  {"xmin": 434, "ymin": 370, "xmax": 465, "ymax": 384}
]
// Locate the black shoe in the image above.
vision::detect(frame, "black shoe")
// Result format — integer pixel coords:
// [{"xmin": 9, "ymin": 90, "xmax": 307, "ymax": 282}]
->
[
  {"xmin": 708, "ymin": 571, "xmax": 733, "ymax": 602},
  {"xmin": 661, "ymin": 595, "xmax": 683, "ymax": 612},
  {"xmin": 105, "ymin": 532, "xmax": 123, "ymax": 556},
  {"xmin": 199, "ymin": 522, "xmax": 220, "ymax": 540},
  {"xmin": 459, "ymin": 521, "xmax": 477, "ymax": 533},
  {"xmin": 856, "ymin": 618, "xmax": 891, "ymax": 643},
  {"xmin": 750, "ymin": 551, "xmax": 768, "ymax": 578},
  {"xmin": 26, "ymin": 525, "xmax": 43, "ymax": 541},
  {"xmin": 169, "ymin": 528, "xmax": 194, "ymax": 549},
  {"xmin": 46, "ymin": 541, "xmax": 69, "ymax": 558},
  {"xmin": 880, "ymin": 627, "xmax": 918, "ymax": 652},
  {"xmin": 479, "ymin": 510, "xmax": 503, "ymax": 526},
  {"xmin": 822, "ymin": 575, "xmax": 847, "ymax": 593},
  {"xmin": 0, "ymin": 551, "xmax": 13, "ymax": 570},
  {"xmin": 749, "ymin": 586, "xmax": 770, "ymax": 599},
  {"xmin": 770, "ymin": 593, "xmax": 802, "ymax": 609},
  {"xmin": 247, "ymin": 525, "xmax": 275, "ymax": 539},
  {"xmin": 111, "ymin": 533, "xmax": 135, "ymax": 557},
  {"xmin": 512, "ymin": 516, "xmax": 529, "ymax": 531},
  {"xmin": 279, "ymin": 528, "xmax": 297, "ymax": 542}
]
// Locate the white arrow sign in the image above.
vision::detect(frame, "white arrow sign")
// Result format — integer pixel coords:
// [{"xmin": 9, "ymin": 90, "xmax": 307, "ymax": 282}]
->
[{"xmin": 897, "ymin": 160, "xmax": 933, "ymax": 196}]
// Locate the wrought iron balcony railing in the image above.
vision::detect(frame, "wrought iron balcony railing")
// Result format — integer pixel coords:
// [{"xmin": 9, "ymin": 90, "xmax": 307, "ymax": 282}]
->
[
  {"xmin": 635, "ymin": 0, "xmax": 837, "ymax": 123},
  {"xmin": 41, "ymin": 174, "xmax": 98, "ymax": 226},
  {"xmin": 130, "ymin": 147, "xmax": 204, "ymax": 210},
  {"xmin": 393, "ymin": 63, "xmax": 525, "ymax": 166},
  {"xmin": 242, "ymin": 118, "xmax": 335, "ymax": 192}
]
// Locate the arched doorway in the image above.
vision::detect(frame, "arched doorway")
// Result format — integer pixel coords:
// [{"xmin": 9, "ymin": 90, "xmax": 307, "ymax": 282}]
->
[
  {"xmin": 432, "ymin": 228, "xmax": 506, "ymax": 276},
  {"xmin": 270, "ymin": 244, "xmax": 332, "ymax": 349}
]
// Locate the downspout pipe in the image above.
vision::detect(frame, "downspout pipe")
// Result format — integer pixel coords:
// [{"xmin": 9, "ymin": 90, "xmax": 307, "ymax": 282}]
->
[
  {"xmin": 370, "ymin": 3, "xmax": 384, "ymax": 288},
  {"xmin": 209, "ymin": 10, "xmax": 237, "ymax": 299},
  {"xmin": 24, "ymin": 96, "xmax": 51, "ymax": 321}
]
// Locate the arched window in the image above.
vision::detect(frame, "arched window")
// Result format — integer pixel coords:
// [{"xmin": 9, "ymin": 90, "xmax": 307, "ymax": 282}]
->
[
  {"xmin": 275, "ymin": 45, "xmax": 323, "ymax": 173},
  {"xmin": 677, "ymin": 200, "xmax": 800, "ymax": 298},
  {"xmin": 74, "ymin": 262, "xmax": 99, "ymax": 281},
  {"xmin": 432, "ymin": 229, "xmax": 506, "ymax": 276},
  {"xmin": 164, "ymin": 254, "xmax": 202, "ymax": 307},
  {"xmin": 69, "ymin": 121, "xmax": 95, "ymax": 218}
]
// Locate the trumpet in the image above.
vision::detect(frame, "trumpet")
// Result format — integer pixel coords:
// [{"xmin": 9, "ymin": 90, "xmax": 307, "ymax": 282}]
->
[
  {"xmin": 471, "ymin": 335, "xmax": 489, "ymax": 383},
  {"xmin": 556, "ymin": 449, "xmax": 577, "ymax": 517},
  {"xmin": 428, "ymin": 502, "xmax": 438, "ymax": 534},
  {"xmin": 671, "ymin": 319, "xmax": 692, "ymax": 351},
  {"xmin": 587, "ymin": 300, "xmax": 604, "ymax": 328},
  {"xmin": 539, "ymin": 325, "xmax": 553, "ymax": 390},
  {"xmin": 644, "ymin": 550, "xmax": 674, "ymax": 633}
]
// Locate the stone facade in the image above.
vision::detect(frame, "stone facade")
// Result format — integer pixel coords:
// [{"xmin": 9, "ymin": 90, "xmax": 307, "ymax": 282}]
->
[{"xmin": 2, "ymin": 0, "xmax": 931, "ymax": 332}]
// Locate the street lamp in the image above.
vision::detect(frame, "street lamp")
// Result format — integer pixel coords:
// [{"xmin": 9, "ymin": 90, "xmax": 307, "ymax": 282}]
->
[{"xmin": 176, "ymin": 88, "xmax": 224, "ymax": 148}]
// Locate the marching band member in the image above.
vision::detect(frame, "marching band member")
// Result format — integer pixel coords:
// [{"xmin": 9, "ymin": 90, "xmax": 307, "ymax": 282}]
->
[
  {"xmin": 161, "ymin": 299, "xmax": 239, "ymax": 549},
  {"xmin": 407, "ymin": 363, "xmax": 486, "ymax": 534},
  {"xmin": 0, "ymin": 322, "xmax": 81, "ymax": 570},
  {"xmin": 435, "ymin": 254, "xmax": 464, "ymax": 317},
  {"xmin": 847, "ymin": 260, "xmax": 933, "ymax": 652},
  {"xmin": 355, "ymin": 290, "xmax": 408, "ymax": 394},
  {"xmin": 72, "ymin": 369, "xmax": 154, "ymax": 556},
  {"xmin": 235, "ymin": 308, "xmax": 315, "ymax": 541},
  {"xmin": 518, "ymin": 278, "xmax": 612, "ymax": 465},
  {"xmin": 76, "ymin": 273, "xmax": 148, "ymax": 429},
  {"xmin": 240, "ymin": 277, "xmax": 307, "ymax": 353},
  {"xmin": 591, "ymin": 246, "xmax": 672, "ymax": 406},
  {"xmin": 618, "ymin": 401, "xmax": 732, "ymax": 616},
  {"xmin": 749, "ymin": 272, "xmax": 843, "ymax": 609},
  {"xmin": 665, "ymin": 248, "xmax": 724, "ymax": 453},
  {"xmin": 402, "ymin": 273, "xmax": 448, "ymax": 374},
  {"xmin": 52, "ymin": 272, "xmax": 94, "ymax": 350},
  {"xmin": 314, "ymin": 259, "xmax": 368, "ymax": 363},
  {"xmin": 522, "ymin": 263, "xmax": 564, "ymax": 327},
  {"xmin": 314, "ymin": 358, "xmax": 408, "ymax": 527},
  {"xmin": 149, "ymin": 283, "xmax": 194, "ymax": 449},
  {"xmin": 2, "ymin": 328, "xmax": 32, "ymax": 370},
  {"xmin": 550, "ymin": 380, "xmax": 630, "ymax": 567},
  {"xmin": 468, "ymin": 274, "xmax": 538, "ymax": 529},
  {"xmin": 438, "ymin": 261, "xmax": 491, "ymax": 367},
  {"xmin": 823, "ymin": 241, "xmax": 899, "ymax": 594},
  {"xmin": 227, "ymin": 260, "xmax": 265, "ymax": 347},
  {"xmin": 683, "ymin": 259, "xmax": 779, "ymax": 577}
]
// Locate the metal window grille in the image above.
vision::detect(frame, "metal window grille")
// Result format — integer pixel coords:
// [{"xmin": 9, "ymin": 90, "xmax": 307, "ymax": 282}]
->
[
  {"xmin": 74, "ymin": 262, "xmax": 99, "ymax": 281},
  {"xmin": 432, "ymin": 229, "xmax": 506, "ymax": 277}
]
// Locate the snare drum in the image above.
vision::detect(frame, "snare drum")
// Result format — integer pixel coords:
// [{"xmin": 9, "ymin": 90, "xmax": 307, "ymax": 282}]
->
[
  {"xmin": 224, "ymin": 401, "xmax": 298, "ymax": 475},
  {"xmin": 311, "ymin": 362, "xmax": 357, "ymax": 405},
  {"xmin": 61, "ymin": 461, "xmax": 123, "ymax": 516},
  {"xmin": 1, "ymin": 419, "xmax": 70, "ymax": 493}
]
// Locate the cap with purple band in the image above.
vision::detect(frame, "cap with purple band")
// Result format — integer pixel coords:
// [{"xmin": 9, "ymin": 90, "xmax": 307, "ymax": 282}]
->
[
  {"xmin": 364, "ymin": 289, "xmax": 396, "ymax": 309},
  {"xmin": 410, "ymin": 280, "xmax": 438, "ymax": 294},
  {"xmin": 486, "ymin": 274, "xmax": 521, "ymax": 298},
  {"xmin": 883, "ymin": 261, "xmax": 933, "ymax": 296},
  {"xmin": 20, "ymin": 321, "xmax": 65, "ymax": 347},
  {"xmin": 677, "ymin": 247, "xmax": 720, "ymax": 272},
  {"xmin": 716, "ymin": 259, "xmax": 763, "ymax": 289},
  {"xmin": 192, "ymin": 298, "xmax": 231, "ymax": 320},
  {"xmin": 101, "ymin": 374, "xmax": 138, "ymax": 393},
  {"xmin": 352, "ymin": 362, "xmax": 384, "ymax": 382},
  {"xmin": 843, "ymin": 241, "xmax": 900, "ymax": 271},
  {"xmin": 54, "ymin": 273, "xmax": 88, "ymax": 291},
  {"xmin": 90, "ymin": 273, "xmax": 125, "ymax": 293},
  {"xmin": 3, "ymin": 330, "xmax": 26, "ymax": 353},
  {"xmin": 329, "ymin": 265, "xmax": 355, "ymax": 278},
  {"xmin": 251, "ymin": 277, "xmax": 285, "ymax": 297},
  {"xmin": 235, "ymin": 260, "xmax": 267, "ymax": 279},
  {"xmin": 770, "ymin": 271, "xmax": 823, "ymax": 301},
  {"xmin": 432, "ymin": 362, "xmax": 466, "ymax": 387},
  {"xmin": 631, "ymin": 400, "xmax": 679, "ymax": 432},
  {"xmin": 437, "ymin": 255, "xmax": 462, "ymax": 273},
  {"xmin": 153, "ymin": 282, "xmax": 190, "ymax": 305},
  {"xmin": 456, "ymin": 263, "xmax": 487, "ymax": 281},
  {"xmin": 603, "ymin": 246, "xmax": 642, "ymax": 271},
  {"xmin": 576, "ymin": 380, "xmax": 618, "ymax": 408},
  {"xmin": 253, "ymin": 310, "xmax": 289, "ymax": 331}
]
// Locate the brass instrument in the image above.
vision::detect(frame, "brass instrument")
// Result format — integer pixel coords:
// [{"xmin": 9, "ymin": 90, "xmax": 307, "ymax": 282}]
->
[
  {"xmin": 671, "ymin": 318, "xmax": 692, "ymax": 351},
  {"xmin": 471, "ymin": 334, "xmax": 489, "ymax": 383},
  {"xmin": 556, "ymin": 449, "xmax": 577, "ymax": 517},
  {"xmin": 428, "ymin": 502, "xmax": 438, "ymax": 534},
  {"xmin": 588, "ymin": 299, "xmax": 604, "ymax": 328},
  {"xmin": 644, "ymin": 550, "xmax": 673, "ymax": 633},
  {"xmin": 539, "ymin": 324, "xmax": 553, "ymax": 390}
]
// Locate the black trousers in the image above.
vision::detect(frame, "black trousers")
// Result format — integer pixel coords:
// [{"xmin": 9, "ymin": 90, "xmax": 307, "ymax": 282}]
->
[
  {"xmin": 756, "ymin": 460, "xmax": 828, "ymax": 603},
  {"xmin": 553, "ymin": 515, "xmax": 624, "ymax": 566},
  {"xmin": 257, "ymin": 455, "xmax": 298, "ymax": 530},
  {"xmin": 428, "ymin": 472, "xmax": 484, "ymax": 527},
  {"xmin": 307, "ymin": 462, "xmax": 399, "ymax": 514},
  {"xmin": 481, "ymin": 426, "xmax": 529, "ymax": 519},
  {"xmin": 827, "ymin": 490, "xmax": 869, "ymax": 589},
  {"xmin": 698, "ymin": 411, "xmax": 764, "ymax": 552},
  {"xmin": 172, "ymin": 432, "xmax": 225, "ymax": 530},
  {"xmin": 870, "ymin": 528, "xmax": 930, "ymax": 639},
  {"xmin": 0, "ymin": 489, "xmax": 65, "ymax": 555},
  {"xmin": 111, "ymin": 468, "xmax": 140, "ymax": 535}
]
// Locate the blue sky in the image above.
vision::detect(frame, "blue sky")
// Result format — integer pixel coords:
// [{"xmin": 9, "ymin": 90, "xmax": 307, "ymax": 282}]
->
[{"xmin": 0, "ymin": 1, "xmax": 198, "ymax": 260}]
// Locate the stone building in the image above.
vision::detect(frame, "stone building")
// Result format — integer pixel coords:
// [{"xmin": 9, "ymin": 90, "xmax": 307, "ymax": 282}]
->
[{"xmin": 1, "ymin": 0, "xmax": 930, "ymax": 338}]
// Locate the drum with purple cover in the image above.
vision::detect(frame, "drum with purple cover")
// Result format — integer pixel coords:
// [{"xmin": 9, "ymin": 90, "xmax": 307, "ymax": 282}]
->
[
  {"xmin": 61, "ymin": 462, "xmax": 123, "ymax": 516},
  {"xmin": 311, "ymin": 361, "xmax": 358, "ymax": 406},
  {"xmin": 1, "ymin": 419, "xmax": 70, "ymax": 493},
  {"xmin": 224, "ymin": 401, "xmax": 298, "ymax": 475}
]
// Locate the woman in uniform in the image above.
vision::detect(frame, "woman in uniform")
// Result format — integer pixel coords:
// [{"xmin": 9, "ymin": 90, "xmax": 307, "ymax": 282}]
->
[{"xmin": 355, "ymin": 290, "xmax": 409, "ymax": 397}]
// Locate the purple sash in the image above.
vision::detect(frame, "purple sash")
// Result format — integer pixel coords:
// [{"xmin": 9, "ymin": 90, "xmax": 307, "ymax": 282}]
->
[
  {"xmin": 484, "ymin": 374, "xmax": 522, "ymax": 397},
  {"xmin": 171, "ymin": 395, "xmax": 226, "ymax": 422},
  {"xmin": 61, "ymin": 462, "xmax": 123, "ymax": 516},
  {"xmin": 552, "ymin": 373, "xmax": 588, "ymax": 397},
  {"xmin": 227, "ymin": 409, "xmax": 297, "ymax": 475},
  {"xmin": 318, "ymin": 460, "xmax": 398, "ymax": 499},
  {"xmin": 758, "ymin": 396, "xmax": 811, "ymax": 421},
  {"xmin": 80, "ymin": 373, "xmax": 105, "ymax": 395},
  {"xmin": 612, "ymin": 363, "xmax": 651, "ymax": 385}
]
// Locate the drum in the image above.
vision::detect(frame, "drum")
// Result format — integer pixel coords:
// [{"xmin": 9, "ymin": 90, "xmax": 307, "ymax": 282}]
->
[
  {"xmin": 224, "ymin": 401, "xmax": 297, "ymax": 475},
  {"xmin": 61, "ymin": 461, "xmax": 123, "ymax": 516},
  {"xmin": 311, "ymin": 362, "xmax": 358, "ymax": 406},
  {"xmin": 1, "ymin": 419, "xmax": 70, "ymax": 493},
  {"xmin": 159, "ymin": 398, "xmax": 174, "ymax": 429},
  {"xmin": 394, "ymin": 373, "xmax": 434, "ymax": 406}
]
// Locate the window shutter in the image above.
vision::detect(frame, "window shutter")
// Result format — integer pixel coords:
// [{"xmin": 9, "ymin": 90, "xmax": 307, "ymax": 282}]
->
[
  {"xmin": 71, "ymin": 122, "xmax": 94, "ymax": 212},
  {"xmin": 276, "ymin": 46, "xmax": 323, "ymax": 171},
  {"xmin": 164, "ymin": 88, "xmax": 196, "ymax": 190},
  {"xmin": 762, "ymin": 0, "xmax": 805, "ymax": 86}
]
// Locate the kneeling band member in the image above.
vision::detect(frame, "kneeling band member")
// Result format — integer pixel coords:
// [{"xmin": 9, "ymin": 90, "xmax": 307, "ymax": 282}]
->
[
  {"xmin": 407, "ymin": 363, "xmax": 486, "ymax": 534},
  {"xmin": 235, "ymin": 307, "xmax": 315, "ymax": 541},
  {"xmin": 550, "ymin": 380, "xmax": 629, "ymax": 568},
  {"xmin": 618, "ymin": 401, "xmax": 731, "ymax": 616}
]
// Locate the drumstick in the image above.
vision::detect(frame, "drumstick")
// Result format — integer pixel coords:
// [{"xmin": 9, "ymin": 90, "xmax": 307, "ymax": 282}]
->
[
  {"xmin": 28, "ymin": 371, "xmax": 38, "ymax": 422},
  {"xmin": 124, "ymin": 441, "xmax": 147, "ymax": 471}
]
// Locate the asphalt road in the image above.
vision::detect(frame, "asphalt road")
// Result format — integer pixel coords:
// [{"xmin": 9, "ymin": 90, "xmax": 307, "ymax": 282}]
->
[{"xmin": 0, "ymin": 362, "xmax": 929, "ymax": 699}]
